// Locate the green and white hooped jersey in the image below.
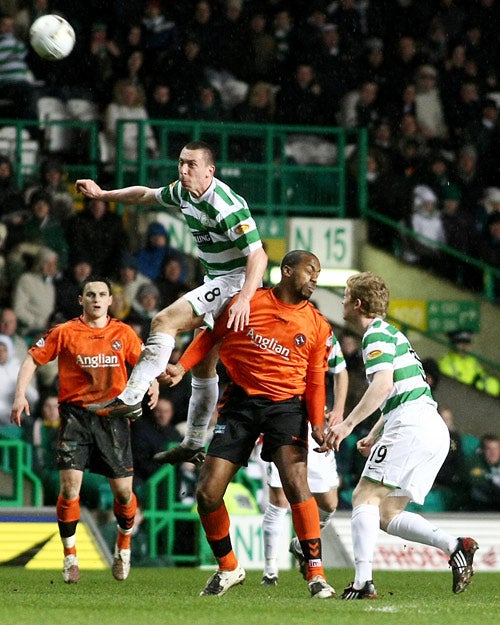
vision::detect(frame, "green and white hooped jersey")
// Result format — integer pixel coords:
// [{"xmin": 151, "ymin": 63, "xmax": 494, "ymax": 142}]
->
[
  {"xmin": 155, "ymin": 177, "xmax": 263, "ymax": 279},
  {"xmin": 362, "ymin": 317, "xmax": 436, "ymax": 419},
  {"xmin": 328, "ymin": 334, "xmax": 346, "ymax": 375}
]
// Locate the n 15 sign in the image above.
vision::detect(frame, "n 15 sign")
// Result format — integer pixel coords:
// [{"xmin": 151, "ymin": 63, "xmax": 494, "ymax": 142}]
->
[{"xmin": 287, "ymin": 218, "xmax": 359, "ymax": 268}]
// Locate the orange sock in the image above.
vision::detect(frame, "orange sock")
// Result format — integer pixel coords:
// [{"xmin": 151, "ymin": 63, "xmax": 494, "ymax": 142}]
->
[
  {"xmin": 200, "ymin": 503, "xmax": 238, "ymax": 571},
  {"xmin": 291, "ymin": 498, "xmax": 324, "ymax": 580},
  {"xmin": 56, "ymin": 495, "xmax": 80, "ymax": 556},
  {"xmin": 114, "ymin": 493, "xmax": 137, "ymax": 550}
]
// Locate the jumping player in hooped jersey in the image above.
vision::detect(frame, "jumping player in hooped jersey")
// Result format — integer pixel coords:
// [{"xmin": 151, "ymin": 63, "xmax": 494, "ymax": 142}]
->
[
  {"xmin": 10, "ymin": 277, "xmax": 159, "ymax": 584},
  {"xmin": 326, "ymin": 271, "xmax": 478, "ymax": 599},
  {"xmin": 76, "ymin": 141, "xmax": 267, "ymax": 467}
]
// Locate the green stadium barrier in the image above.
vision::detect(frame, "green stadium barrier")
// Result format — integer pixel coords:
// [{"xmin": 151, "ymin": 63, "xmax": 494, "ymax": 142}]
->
[{"xmin": 0, "ymin": 438, "xmax": 43, "ymax": 507}]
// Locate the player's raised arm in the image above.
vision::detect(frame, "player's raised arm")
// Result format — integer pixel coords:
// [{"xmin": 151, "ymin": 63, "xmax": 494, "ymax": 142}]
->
[{"xmin": 75, "ymin": 179, "xmax": 158, "ymax": 205}]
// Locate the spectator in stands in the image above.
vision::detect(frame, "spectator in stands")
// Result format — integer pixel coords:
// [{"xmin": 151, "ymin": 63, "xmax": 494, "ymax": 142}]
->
[
  {"xmin": 446, "ymin": 80, "xmax": 482, "ymax": 149},
  {"xmin": 338, "ymin": 80, "xmax": 382, "ymax": 131},
  {"xmin": 440, "ymin": 182, "xmax": 480, "ymax": 287},
  {"xmin": 402, "ymin": 184, "xmax": 446, "ymax": 268},
  {"xmin": 0, "ymin": 155, "xmax": 25, "ymax": 225},
  {"xmin": 270, "ymin": 6, "xmax": 296, "ymax": 85},
  {"xmin": 103, "ymin": 78, "xmax": 158, "ymax": 164},
  {"xmin": 244, "ymin": 10, "xmax": 276, "ymax": 84},
  {"xmin": 183, "ymin": 0, "xmax": 217, "ymax": 62},
  {"xmin": 108, "ymin": 283, "xmax": 131, "ymax": 322},
  {"xmin": 314, "ymin": 24, "xmax": 351, "ymax": 121},
  {"xmin": 65, "ymin": 197, "xmax": 128, "ymax": 279},
  {"xmin": 55, "ymin": 257, "xmax": 93, "ymax": 321},
  {"xmin": 478, "ymin": 212, "xmax": 500, "ymax": 299},
  {"xmin": 21, "ymin": 190, "xmax": 69, "ymax": 271},
  {"xmin": 384, "ymin": 36, "xmax": 424, "ymax": 108},
  {"xmin": 135, "ymin": 221, "xmax": 171, "ymax": 282},
  {"xmin": 131, "ymin": 397, "xmax": 182, "ymax": 494},
  {"xmin": 131, "ymin": 282, "xmax": 161, "ymax": 337},
  {"xmin": 438, "ymin": 330, "xmax": 500, "ymax": 398},
  {"xmin": 162, "ymin": 35, "xmax": 208, "ymax": 114},
  {"xmin": 13, "ymin": 246, "xmax": 58, "ymax": 337},
  {"xmin": 189, "ymin": 82, "xmax": 225, "ymax": 122},
  {"xmin": 115, "ymin": 48, "xmax": 149, "ymax": 94},
  {"xmin": 140, "ymin": 0, "xmax": 181, "ymax": 70},
  {"xmin": 451, "ymin": 144, "xmax": 485, "ymax": 219},
  {"xmin": 414, "ymin": 64, "xmax": 449, "ymax": 148},
  {"xmin": 231, "ymin": 81, "xmax": 276, "ymax": 161},
  {"xmin": 24, "ymin": 158, "xmax": 76, "ymax": 223},
  {"xmin": 467, "ymin": 434, "xmax": 500, "ymax": 511},
  {"xmin": 147, "ymin": 82, "xmax": 183, "ymax": 126},
  {"xmin": 275, "ymin": 63, "xmax": 327, "ymax": 126},
  {"xmin": 338, "ymin": 331, "xmax": 368, "ymax": 416},
  {"xmin": 32, "ymin": 392, "xmax": 62, "ymax": 504},
  {"xmin": 417, "ymin": 150, "xmax": 452, "ymax": 202},
  {"xmin": 209, "ymin": 0, "xmax": 248, "ymax": 82},
  {"xmin": 0, "ymin": 15, "xmax": 39, "ymax": 123},
  {"xmin": 118, "ymin": 251, "xmax": 152, "ymax": 306},
  {"xmin": 422, "ymin": 357, "xmax": 440, "ymax": 391},
  {"xmin": 155, "ymin": 252, "xmax": 190, "ymax": 309},
  {"xmin": 476, "ymin": 186, "xmax": 500, "ymax": 236},
  {"xmin": 434, "ymin": 405, "xmax": 468, "ymax": 510},
  {"xmin": 0, "ymin": 333, "xmax": 38, "ymax": 429},
  {"xmin": 0, "ymin": 307, "xmax": 28, "ymax": 363},
  {"xmin": 81, "ymin": 21, "xmax": 122, "ymax": 109},
  {"xmin": 463, "ymin": 97, "xmax": 500, "ymax": 183}
]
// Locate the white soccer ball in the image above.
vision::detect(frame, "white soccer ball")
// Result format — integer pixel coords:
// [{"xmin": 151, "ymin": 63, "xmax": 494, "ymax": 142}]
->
[{"xmin": 29, "ymin": 14, "xmax": 75, "ymax": 61}]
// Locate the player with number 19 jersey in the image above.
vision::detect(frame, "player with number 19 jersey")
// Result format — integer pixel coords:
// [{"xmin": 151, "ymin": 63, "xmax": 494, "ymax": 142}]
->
[{"xmin": 362, "ymin": 318, "xmax": 436, "ymax": 423}]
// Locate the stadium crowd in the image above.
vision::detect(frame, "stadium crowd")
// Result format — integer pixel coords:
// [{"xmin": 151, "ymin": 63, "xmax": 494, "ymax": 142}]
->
[{"xmin": 0, "ymin": 0, "xmax": 499, "ymax": 521}]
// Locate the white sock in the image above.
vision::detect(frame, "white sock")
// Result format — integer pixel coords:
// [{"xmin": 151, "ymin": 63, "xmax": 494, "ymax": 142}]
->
[
  {"xmin": 318, "ymin": 506, "xmax": 336, "ymax": 530},
  {"xmin": 351, "ymin": 504, "xmax": 380, "ymax": 588},
  {"xmin": 120, "ymin": 333, "xmax": 175, "ymax": 404},
  {"xmin": 262, "ymin": 503, "xmax": 288, "ymax": 576},
  {"xmin": 386, "ymin": 511, "xmax": 458, "ymax": 555},
  {"xmin": 182, "ymin": 375, "xmax": 219, "ymax": 448}
]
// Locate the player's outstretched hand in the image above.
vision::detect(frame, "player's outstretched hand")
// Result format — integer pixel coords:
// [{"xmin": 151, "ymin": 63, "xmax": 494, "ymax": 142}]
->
[
  {"xmin": 10, "ymin": 396, "xmax": 29, "ymax": 427},
  {"xmin": 226, "ymin": 295, "xmax": 250, "ymax": 331},
  {"xmin": 158, "ymin": 363, "xmax": 186, "ymax": 387},
  {"xmin": 75, "ymin": 179, "xmax": 104, "ymax": 198}
]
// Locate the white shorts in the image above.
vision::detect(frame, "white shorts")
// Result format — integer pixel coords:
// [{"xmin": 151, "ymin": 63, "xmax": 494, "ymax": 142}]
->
[
  {"xmin": 267, "ymin": 427, "xmax": 339, "ymax": 493},
  {"xmin": 361, "ymin": 401, "xmax": 449, "ymax": 505},
  {"xmin": 183, "ymin": 272, "xmax": 246, "ymax": 329}
]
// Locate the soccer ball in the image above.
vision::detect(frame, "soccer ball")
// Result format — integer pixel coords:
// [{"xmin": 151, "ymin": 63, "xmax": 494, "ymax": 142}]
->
[{"xmin": 29, "ymin": 14, "xmax": 75, "ymax": 61}]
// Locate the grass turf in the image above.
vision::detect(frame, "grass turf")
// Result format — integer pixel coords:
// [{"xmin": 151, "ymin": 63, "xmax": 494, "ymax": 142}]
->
[{"xmin": 0, "ymin": 567, "xmax": 498, "ymax": 625}]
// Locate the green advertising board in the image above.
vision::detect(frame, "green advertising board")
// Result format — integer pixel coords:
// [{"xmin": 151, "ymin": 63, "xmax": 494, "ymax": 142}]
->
[{"xmin": 427, "ymin": 300, "xmax": 480, "ymax": 333}]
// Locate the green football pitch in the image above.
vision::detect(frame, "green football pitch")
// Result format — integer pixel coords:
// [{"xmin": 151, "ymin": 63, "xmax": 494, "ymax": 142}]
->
[{"xmin": 0, "ymin": 568, "xmax": 498, "ymax": 625}]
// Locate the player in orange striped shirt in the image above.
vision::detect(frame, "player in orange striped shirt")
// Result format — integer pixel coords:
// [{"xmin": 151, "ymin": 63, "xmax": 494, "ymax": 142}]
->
[
  {"xmin": 159, "ymin": 250, "xmax": 336, "ymax": 599},
  {"xmin": 10, "ymin": 277, "xmax": 158, "ymax": 584}
]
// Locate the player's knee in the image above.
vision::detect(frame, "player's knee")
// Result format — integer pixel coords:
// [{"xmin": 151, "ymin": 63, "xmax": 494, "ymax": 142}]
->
[{"xmin": 196, "ymin": 486, "xmax": 220, "ymax": 514}]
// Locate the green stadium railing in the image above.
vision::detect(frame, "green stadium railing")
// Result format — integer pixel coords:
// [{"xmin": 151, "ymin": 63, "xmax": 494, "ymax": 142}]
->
[
  {"xmin": 113, "ymin": 119, "xmax": 369, "ymax": 219},
  {"xmin": 0, "ymin": 118, "xmax": 99, "ymax": 187},
  {"xmin": 141, "ymin": 462, "xmax": 213, "ymax": 566},
  {"xmin": 0, "ymin": 437, "xmax": 43, "ymax": 507},
  {"xmin": 361, "ymin": 207, "xmax": 500, "ymax": 304}
]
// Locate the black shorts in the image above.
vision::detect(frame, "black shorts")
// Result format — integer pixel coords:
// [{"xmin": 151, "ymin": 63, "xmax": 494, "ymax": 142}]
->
[
  {"xmin": 57, "ymin": 403, "xmax": 134, "ymax": 479},
  {"xmin": 207, "ymin": 384, "xmax": 308, "ymax": 465}
]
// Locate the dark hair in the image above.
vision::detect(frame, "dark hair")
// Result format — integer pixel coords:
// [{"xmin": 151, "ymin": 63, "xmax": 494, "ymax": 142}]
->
[
  {"xmin": 79, "ymin": 275, "xmax": 112, "ymax": 295},
  {"xmin": 280, "ymin": 249, "xmax": 317, "ymax": 270},
  {"xmin": 183, "ymin": 140, "xmax": 216, "ymax": 165}
]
